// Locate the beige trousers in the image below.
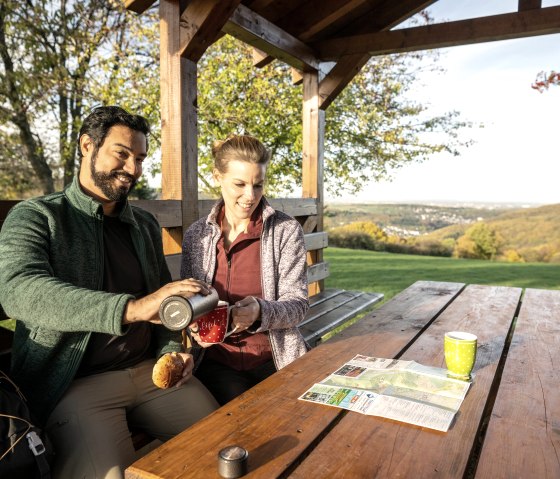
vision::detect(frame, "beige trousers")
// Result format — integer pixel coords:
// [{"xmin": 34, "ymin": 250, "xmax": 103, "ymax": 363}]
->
[{"xmin": 45, "ymin": 359, "xmax": 218, "ymax": 479}]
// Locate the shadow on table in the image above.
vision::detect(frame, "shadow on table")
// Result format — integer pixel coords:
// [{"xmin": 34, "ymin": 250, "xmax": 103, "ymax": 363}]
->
[{"xmin": 247, "ymin": 434, "xmax": 299, "ymax": 471}]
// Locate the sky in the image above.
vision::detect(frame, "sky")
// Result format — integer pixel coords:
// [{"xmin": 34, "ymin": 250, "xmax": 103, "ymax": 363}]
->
[{"xmin": 329, "ymin": 0, "xmax": 560, "ymax": 206}]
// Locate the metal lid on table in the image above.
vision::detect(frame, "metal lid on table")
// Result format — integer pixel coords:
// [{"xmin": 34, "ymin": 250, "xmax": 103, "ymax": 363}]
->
[{"xmin": 218, "ymin": 445, "xmax": 249, "ymax": 478}]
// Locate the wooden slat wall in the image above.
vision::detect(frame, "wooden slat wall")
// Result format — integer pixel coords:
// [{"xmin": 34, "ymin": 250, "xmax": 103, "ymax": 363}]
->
[
  {"xmin": 0, "ymin": 199, "xmax": 325, "ymax": 291},
  {"xmin": 166, "ymin": 231, "xmax": 329, "ymax": 285},
  {"xmin": 0, "ymin": 198, "xmax": 318, "ymax": 229},
  {"xmin": 131, "ymin": 197, "xmax": 317, "ymax": 227}
]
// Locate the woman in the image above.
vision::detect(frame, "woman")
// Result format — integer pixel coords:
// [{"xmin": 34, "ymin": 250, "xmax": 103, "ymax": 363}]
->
[{"xmin": 180, "ymin": 135, "xmax": 309, "ymax": 405}]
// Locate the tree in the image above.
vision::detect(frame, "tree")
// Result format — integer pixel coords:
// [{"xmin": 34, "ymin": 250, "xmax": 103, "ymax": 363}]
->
[
  {"xmin": 325, "ymin": 52, "xmax": 471, "ymax": 196},
  {"xmin": 0, "ymin": 0, "xmax": 159, "ymax": 197},
  {"xmin": 1, "ymin": 2, "xmax": 472, "ymax": 200},
  {"xmin": 197, "ymin": 36, "xmax": 472, "ymax": 197},
  {"xmin": 454, "ymin": 223, "xmax": 503, "ymax": 260}
]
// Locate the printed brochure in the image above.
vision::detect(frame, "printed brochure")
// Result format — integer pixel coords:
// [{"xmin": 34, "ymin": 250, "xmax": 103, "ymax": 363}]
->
[{"xmin": 299, "ymin": 355, "xmax": 471, "ymax": 432}]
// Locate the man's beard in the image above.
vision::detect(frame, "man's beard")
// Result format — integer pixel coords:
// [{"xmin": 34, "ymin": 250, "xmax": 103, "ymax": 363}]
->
[{"xmin": 90, "ymin": 153, "xmax": 137, "ymax": 202}]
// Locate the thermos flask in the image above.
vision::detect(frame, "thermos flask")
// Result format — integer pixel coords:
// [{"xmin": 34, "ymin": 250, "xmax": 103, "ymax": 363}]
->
[{"xmin": 158, "ymin": 287, "xmax": 219, "ymax": 330}]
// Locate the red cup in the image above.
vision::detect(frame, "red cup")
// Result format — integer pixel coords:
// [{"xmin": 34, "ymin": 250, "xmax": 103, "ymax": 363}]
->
[{"xmin": 194, "ymin": 302, "xmax": 232, "ymax": 343}]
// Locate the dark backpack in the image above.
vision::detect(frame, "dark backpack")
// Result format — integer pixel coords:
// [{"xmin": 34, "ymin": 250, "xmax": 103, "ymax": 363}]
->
[{"xmin": 0, "ymin": 370, "xmax": 53, "ymax": 478}]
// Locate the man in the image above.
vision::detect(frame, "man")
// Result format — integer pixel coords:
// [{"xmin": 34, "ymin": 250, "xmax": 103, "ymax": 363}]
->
[{"xmin": 0, "ymin": 106, "xmax": 218, "ymax": 478}]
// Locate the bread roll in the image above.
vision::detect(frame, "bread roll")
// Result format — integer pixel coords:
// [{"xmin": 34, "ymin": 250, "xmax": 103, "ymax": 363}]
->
[{"xmin": 152, "ymin": 352, "xmax": 184, "ymax": 389}]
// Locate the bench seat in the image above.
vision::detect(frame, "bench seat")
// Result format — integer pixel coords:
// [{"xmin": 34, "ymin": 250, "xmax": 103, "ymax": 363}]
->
[{"xmin": 301, "ymin": 288, "xmax": 384, "ymax": 346}]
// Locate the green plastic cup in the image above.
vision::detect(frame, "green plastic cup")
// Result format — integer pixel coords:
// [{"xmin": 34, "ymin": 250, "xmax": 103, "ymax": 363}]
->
[{"xmin": 444, "ymin": 331, "xmax": 477, "ymax": 380}]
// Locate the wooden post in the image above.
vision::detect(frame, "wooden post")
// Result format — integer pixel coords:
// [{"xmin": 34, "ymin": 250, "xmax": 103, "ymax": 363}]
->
[
  {"xmin": 519, "ymin": 0, "xmax": 542, "ymax": 11},
  {"xmin": 302, "ymin": 70, "xmax": 325, "ymax": 295},
  {"xmin": 159, "ymin": 0, "xmax": 198, "ymax": 254}
]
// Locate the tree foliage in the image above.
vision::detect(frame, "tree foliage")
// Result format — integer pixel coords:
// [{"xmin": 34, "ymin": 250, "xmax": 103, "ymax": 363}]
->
[
  {"xmin": 198, "ymin": 36, "xmax": 472, "ymax": 197},
  {"xmin": 1, "ymin": 2, "xmax": 472, "ymax": 200},
  {"xmin": 453, "ymin": 223, "xmax": 503, "ymax": 260},
  {"xmin": 0, "ymin": 0, "xmax": 159, "ymax": 197}
]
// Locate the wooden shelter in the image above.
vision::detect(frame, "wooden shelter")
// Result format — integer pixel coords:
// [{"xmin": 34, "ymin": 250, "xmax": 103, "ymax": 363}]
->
[{"xmin": 122, "ymin": 0, "xmax": 560, "ymax": 293}]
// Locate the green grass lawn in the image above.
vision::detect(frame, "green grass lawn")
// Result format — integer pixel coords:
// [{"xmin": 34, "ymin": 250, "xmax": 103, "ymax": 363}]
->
[{"xmin": 324, "ymin": 247, "xmax": 560, "ymax": 303}]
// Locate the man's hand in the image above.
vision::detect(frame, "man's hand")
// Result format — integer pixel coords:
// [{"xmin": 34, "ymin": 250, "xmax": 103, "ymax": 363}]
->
[
  {"xmin": 174, "ymin": 352, "xmax": 194, "ymax": 387},
  {"xmin": 188, "ymin": 327, "xmax": 217, "ymax": 348},
  {"xmin": 123, "ymin": 278, "xmax": 211, "ymax": 325}
]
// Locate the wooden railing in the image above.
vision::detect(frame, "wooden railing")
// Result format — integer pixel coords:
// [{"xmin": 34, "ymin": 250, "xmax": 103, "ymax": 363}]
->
[{"xmin": 0, "ymin": 198, "xmax": 327, "ymax": 292}]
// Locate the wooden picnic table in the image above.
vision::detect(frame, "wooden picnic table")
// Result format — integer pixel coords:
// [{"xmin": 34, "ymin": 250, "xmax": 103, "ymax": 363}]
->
[{"xmin": 125, "ymin": 280, "xmax": 560, "ymax": 478}]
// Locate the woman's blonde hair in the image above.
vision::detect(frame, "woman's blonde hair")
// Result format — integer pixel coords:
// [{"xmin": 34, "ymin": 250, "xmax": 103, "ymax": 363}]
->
[{"xmin": 212, "ymin": 135, "xmax": 271, "ymax": 173}]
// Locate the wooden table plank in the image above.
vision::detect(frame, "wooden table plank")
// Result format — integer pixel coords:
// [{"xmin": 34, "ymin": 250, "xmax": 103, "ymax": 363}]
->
[
  {"xmin": 289, "ymin": 284, "xmax": 522, "ymax": 479},
  {"xmin": 125, "ymin": 281, "xmax": 464, "ymax": 479},
  {"xmin": 475, "ymin": 288, "xmax": 560, "ymax": 478}
]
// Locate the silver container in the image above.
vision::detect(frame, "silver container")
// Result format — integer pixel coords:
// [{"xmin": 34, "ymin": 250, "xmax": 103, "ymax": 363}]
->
[
  {"xmin": 158, "ymin": 287, "xmax": 219, "ymax": 331},
  {"xmin": 218, "ymin": 445, "xmax": 248, "ymax": 478}
]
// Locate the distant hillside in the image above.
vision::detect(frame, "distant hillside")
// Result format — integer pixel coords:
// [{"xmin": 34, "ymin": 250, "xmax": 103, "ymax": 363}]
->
[
  {"xmin": 324, "ymin": 203, "xmax": 510, "ymax": 236},
  {"xmin": 421, "ymin": 203, "xmax": 560, "ymax": 262}
]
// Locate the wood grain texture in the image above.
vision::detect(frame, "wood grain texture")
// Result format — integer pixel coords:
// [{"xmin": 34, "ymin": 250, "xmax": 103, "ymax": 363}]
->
[
  {"xmin": 223, "ymin": 4, "xmax": 321, "ymax": 71},
  {"xmin": 314, "ymin": 6, "xmax": 560, "ymax": 59},
  {"xmin": 475, "ymin": 288, "xmax": 560, "ymax": 478},
  {"xmin": 179, "ymin": 0, "xmax": 241, "ymax": 61},
  {"xmin": 291, "ymin": 284, "xmax": 522, "ymax": 478},
  {"xmin": 125, "ymin": 281, "xmax": 462, "ymax": 479}
]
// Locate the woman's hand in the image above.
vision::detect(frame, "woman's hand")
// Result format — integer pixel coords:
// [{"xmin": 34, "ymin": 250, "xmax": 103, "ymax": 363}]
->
[{"xmin": 231, "ymin": 296, "xmax": 260, "ymax": 332}]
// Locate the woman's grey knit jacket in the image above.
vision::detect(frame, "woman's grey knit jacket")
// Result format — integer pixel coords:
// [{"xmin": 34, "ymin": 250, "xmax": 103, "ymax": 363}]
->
[{"xmin": 180, "ymin": 198, "xmax": 309, "ymax": 370}]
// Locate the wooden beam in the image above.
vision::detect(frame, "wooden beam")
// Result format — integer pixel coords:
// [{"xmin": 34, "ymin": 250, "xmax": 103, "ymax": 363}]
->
[
  {"xmin": 159, "ymin": 0, "xmax": 199, "ymax": 253},
  {"xmin": 130, "ymin": 200, "xmax": 182, "ymax": 227},
  {"xmin": 252, "ymin": 47, "xmax": 275, "ymax": 68},
  {"xmin": 277, "ymin": 0, "xmax": 374, "ymax": 42},
  {"xmin": 302, "ymin": 71, "xmax": 325, "ymax": 294},
  {"xmin": 179, "ymin": 0, "xmax": 241, "ymax": 61},
  {"xmin": 181, "ymin": 58, "xmax": 200, "ymax": 231},
  {"xmin": 302, "ymin": 71, "xmax": 322, "ymax": 204},
  {"xmin": 333, "ymin": 0, "xmax": 437, "ymax": 38},
  {"xmin": 291, "ymin": 68, "xmax": 303, "ymax": 85},
  {"xmin": 519, "ymin": 0, "xmax": 542, "ymax": 11},
  {"xmin": 318, "ymin": 53, "xmax": 369, "ymax": 110},
  {"xmin": 313, "ymin": 1, "xmax": 431, "ymax": 109},
  {"xmin": 222, "ymin": 4, "xmax": 321, "ymax": 71},
  {"xmin": 159, "ymin": 0, "xmax": 182, "ymax": 253},
  {"xmin": 314, "ymin": 6, "xmax": 560, "ymax": 60},
  {"xmin": 123, "ymin": 0, "xmax": 156, "ymax": 15}
]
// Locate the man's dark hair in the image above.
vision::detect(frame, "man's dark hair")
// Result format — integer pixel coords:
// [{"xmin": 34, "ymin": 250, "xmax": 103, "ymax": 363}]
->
[{"xmin": 78, "ymin": 106, "xmax": 150, "ymax": 162}]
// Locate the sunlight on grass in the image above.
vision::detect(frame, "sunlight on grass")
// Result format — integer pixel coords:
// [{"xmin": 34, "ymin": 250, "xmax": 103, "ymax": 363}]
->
[{"xmin": 324, "ymin": 247, "xmax": 560, "ymax": 303}]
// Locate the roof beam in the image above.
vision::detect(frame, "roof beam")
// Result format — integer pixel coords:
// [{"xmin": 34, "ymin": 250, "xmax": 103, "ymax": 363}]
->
[
  {"xmin": 222, "ymin": 4, "xmax": 321, "ymax": 71},
  {"xmin": 252, "ymin": 47, "xmax": 275, "ymax": 68},
  {"xmin": 315, "ymin": 1, "xmax": 436, "ymax": 111},
  {"xmin": 276, "ymin": 0, "xmax": 372, "ymax": 42},
  {"xmin": 518, "ymin": 0, "xmax": 542, "ymax": 11},
  {"xmin": 313, "ymin": 6, "xmax": 560, "ymax": 60},
  {"xmin": 123, "ymin": 0, "xmax": 156, "ymax": 15},
  {"xmin": 318, "ymin": 54, "xmax": 369, "ymax": 110},
  {"xmin": 179, "ymin": 0, "xmax": 241, "ymax": 61},
  {"xmin": 333, "ymin": 0, "xmax": 436, "ymax": 38},
  {"xmin": 314, "ymin": 1, "xmax": 434, "ymax": 111}
]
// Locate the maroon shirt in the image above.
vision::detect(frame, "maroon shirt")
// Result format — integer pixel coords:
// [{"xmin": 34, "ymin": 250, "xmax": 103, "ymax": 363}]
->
[{"xmin": 206, "ymin": 203, "xmax": 273, "ymax": 370}]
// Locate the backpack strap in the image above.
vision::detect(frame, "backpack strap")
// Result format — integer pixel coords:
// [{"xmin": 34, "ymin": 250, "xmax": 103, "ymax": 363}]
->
[{"xmin": 26, "ymin": 430, "xmax": 50, "ymax": 478}]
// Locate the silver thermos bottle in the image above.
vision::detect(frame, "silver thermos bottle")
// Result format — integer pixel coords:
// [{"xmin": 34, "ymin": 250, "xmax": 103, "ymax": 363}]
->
[{"xmin": 158, "ymin": 287, "xmax": 219, "ymax": 330}]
